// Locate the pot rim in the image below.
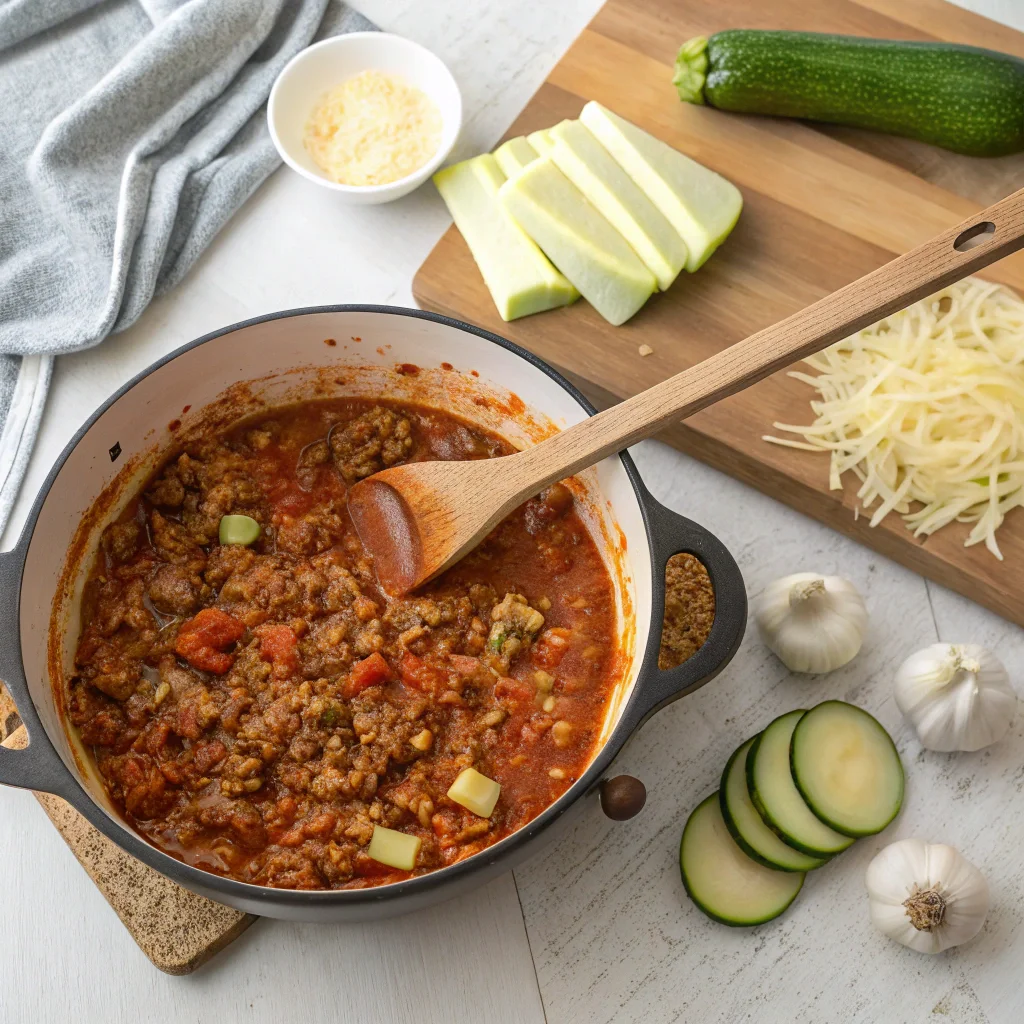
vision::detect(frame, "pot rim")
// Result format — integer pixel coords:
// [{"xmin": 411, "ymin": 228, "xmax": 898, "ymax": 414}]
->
[{"xmin": 9, "ymin": 304, "xmax": 741, "ymax": 910}]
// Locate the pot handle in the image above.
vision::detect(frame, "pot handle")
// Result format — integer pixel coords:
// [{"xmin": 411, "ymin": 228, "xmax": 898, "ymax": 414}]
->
[
  {"xmin": 0, "ymin": 543, "xmax": 74, "ymax": 798},
  {"xmin": 619, "ymin": 488, "xmax": 747, "ymax": 735}
]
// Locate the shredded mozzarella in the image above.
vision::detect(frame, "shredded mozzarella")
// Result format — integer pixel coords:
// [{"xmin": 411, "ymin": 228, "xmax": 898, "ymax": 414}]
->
[{"xmin": 764, "ymin": 278, "xmax": 1024, "ymax": 559}]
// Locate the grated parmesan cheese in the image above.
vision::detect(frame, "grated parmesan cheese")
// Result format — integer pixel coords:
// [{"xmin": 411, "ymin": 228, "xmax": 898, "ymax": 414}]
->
[
  {"xmin": 304, "ymin": 70, "xmax": 442, "ymax": 187},
  {"xmin": 764, "ymin": 278, "xmax": 1024, "ymax": 559}
]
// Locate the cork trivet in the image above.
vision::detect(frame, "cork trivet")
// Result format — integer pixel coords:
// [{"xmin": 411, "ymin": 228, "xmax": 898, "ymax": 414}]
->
[
  {"xmin": 0, "ymin": 683, "xmax": 256, "ymax": 975},
  {"xmin": 658, "ymin": 554, "xmax": 716, "ymax": 671}
]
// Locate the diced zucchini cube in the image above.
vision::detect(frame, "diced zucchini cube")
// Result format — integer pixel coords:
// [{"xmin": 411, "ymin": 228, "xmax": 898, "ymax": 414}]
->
[
  {"xmin": 448, "ymin": 767, "xmax": 501, "ymax": 818},
  {"xmin": 367, "ymin": 825, "xmax": 421, "ymax": 871}
]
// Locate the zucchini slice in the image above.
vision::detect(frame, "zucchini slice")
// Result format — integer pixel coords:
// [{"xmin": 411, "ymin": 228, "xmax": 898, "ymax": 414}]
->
[
  {"xmin": 791, "ymin": 701, "xmax": 904, "ymax": 837},
  {"xmin": 680, "ymin": 793, "xmax": 804, "ymax": 926},
  {"xmin": 720, "ymin": 737, "xmax": 827, "ymax": 872},
  {"xmin": 747, "ymin": 710, "xmax": 855, "ymax": 857}
]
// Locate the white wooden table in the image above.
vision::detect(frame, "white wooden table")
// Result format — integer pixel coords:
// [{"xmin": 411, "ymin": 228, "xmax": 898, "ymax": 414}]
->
[{"xmin": 2, "ymin": 1, "xmax": 1023, "ymax": 1021}]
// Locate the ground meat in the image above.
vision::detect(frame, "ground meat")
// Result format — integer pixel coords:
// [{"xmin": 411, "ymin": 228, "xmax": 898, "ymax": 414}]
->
[
  {"xmin": 173, "ymin": 684, "xmax": 220, "ymax": 740},
  {"xmin": 158, "ymin": 655, "xmax": 199, "ymax": 699},
  {"xmin": 150, "ymin": 510, "xmax": 206, "ymax": 572},
  {"xmin": 296, "ymin": 438, "xmax": 329, "ymax": 490},
  {"xmin": 328, "ymin": 406, "xmax": 413, "ymax": 484},
  {"xmin": 109, "ymin": 754, "xmax": 175, "ymax": 819},
  {"xmin": 67, "ymin": 398, "xmax": 620, "ymax": 891},
  {"xmin": 195, "ymin": 796, "xmax": 267, "ymax": 850},
  {"xmin": 203, "ymin": 544, "xmax": 256, "ymax": 589},
  {"xmin": 102, "ymin": 521, "xmax": 140, "ymax": 564},
  {"xmin": 146, "ymin": 471, "xmax": 185, "ymax": 509},
  {"xmin": 91, "ymin": 662, "xmax": 141, "ymax": 702},
  {"xmin": 148, "ymin": 564, "xmax": 199, "ymax": 615},
  {"xmin": 276, "ymin": 508, "xmax": 346, "ymax": 556},
  {"xmin": 171, "ymin": 449, "xmax": 268, "ymax": 547}
]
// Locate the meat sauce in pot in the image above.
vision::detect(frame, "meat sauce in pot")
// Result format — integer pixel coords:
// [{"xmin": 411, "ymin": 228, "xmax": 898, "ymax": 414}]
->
[{"xmin": 66, "ymin": 399, "xmax": 620, "ymax": 889}]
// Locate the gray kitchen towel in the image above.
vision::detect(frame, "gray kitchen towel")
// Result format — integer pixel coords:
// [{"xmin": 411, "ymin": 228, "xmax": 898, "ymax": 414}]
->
[{"xmin": 0, "ymin": 0, "xmax": 374, "ymax": 535}]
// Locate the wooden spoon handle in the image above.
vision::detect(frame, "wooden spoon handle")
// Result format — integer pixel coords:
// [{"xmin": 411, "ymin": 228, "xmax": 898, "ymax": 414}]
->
[{"xmin": 514, "ymin": 186, "xmax": 1024, "ymax": 489}]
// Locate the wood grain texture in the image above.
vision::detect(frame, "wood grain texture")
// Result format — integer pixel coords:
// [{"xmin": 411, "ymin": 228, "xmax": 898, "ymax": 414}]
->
[
  {"xmin": 413, "ymin": 0, "xmax": 1024, "ymax": 627},
  {"xmin": 0, "ymin": 684, "xmax": 254, "ymax": 976}
]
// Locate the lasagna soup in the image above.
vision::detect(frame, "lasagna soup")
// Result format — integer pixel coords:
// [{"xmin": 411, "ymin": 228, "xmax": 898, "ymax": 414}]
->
[{"xmin": 66, "ymin": 399, "xmax": 620, "ymax": 889}]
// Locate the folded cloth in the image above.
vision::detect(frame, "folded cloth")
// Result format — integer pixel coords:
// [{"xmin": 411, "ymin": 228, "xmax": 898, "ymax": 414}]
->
[{"xmin": 0, "ymin": 0, "xmax": 374, "ymax": 536}]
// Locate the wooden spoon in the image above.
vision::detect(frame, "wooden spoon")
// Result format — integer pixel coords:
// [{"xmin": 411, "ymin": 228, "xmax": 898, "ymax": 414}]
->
[{"xmin": 350, "ymin": 187, "xmax": 1024, "ymax": 594}]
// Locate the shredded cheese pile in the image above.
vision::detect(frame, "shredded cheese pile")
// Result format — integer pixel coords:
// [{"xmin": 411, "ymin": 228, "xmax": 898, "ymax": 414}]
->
[
  {"xmin": 764, "ymin": 278, "xmax": 1024, "ymax": 559},
  {"xmin": 304, "ymin": 70, "xmax": 442, "ymax": 187}
]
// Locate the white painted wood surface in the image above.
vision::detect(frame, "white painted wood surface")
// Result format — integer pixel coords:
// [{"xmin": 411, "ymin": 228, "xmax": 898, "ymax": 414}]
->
[{"xmin": 1, "ymin": 1, "xmax": 1022, "ymax": 1022}]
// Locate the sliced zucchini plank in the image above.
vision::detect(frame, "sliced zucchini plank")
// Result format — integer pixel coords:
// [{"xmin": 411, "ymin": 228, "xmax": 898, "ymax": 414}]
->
[
  {"xmin": 680, "ymin": 794, "xmax": 804, "ymax": 926},
  {"xmin": 791, "ymin": 701, "xmax": 904, "ymax": 837},
  {"xmin": 747, "ymin": 710, "xmax": 855, "ymax": 858},
  {"xmin": 720, "ymin": 737, "xmax": 827, "ymax": 872}
]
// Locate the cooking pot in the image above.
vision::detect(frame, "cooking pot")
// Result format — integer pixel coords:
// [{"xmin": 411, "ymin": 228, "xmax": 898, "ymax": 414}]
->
[{"xmin": 0, "ymin": 307, "xmax": 745, "ymax": 921}]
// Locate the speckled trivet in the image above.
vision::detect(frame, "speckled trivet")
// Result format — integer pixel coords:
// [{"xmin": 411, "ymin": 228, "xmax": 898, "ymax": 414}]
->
[{"xmin": 0, "ymin": 684, "xmax": 256, "ymax": 975}]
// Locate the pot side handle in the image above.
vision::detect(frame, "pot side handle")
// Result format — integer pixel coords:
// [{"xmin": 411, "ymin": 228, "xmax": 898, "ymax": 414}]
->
[
  {"xmin": 619, "ymin": 489, "xmax": 747, "ymax": 734},
  {"xmin": 0, "ymin": 543, "xmax": 73, "ymax": 798}
]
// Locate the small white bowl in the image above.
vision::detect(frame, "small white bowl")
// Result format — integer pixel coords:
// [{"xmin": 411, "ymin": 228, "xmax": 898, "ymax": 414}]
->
[{"xmin": 268, "ymin": 32, "xmax": 462, "ymax": 205}]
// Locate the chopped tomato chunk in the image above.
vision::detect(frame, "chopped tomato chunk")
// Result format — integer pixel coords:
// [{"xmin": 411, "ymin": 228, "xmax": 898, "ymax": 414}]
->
[
  {"xmin": 256, "ymin": 623, "xmax": 299, "ymax": 679},
  {"xmin": 345, "ymin": 652, "xmax": 390, "ymax": 697},
  {"xmin": 450, "ymin": 654, "xmax": 482, "ymax": 678},
  {"xmin": 494, "ymin": 676, "xmax": 533, "ymax": 702},
  {"xmin": 532, "ymin": 627, "xmax": 571, "ymax": 669},
  {"xmin": 398, "ymin": 651, "xmax": 439, "ymax": 693},
  {"xmin": 175, "ymin": 608, "xmax": 244, "ymax": 674},
  {"xmin": 193, "ymin": 740, "xmax": 227, "ymax": 774}
]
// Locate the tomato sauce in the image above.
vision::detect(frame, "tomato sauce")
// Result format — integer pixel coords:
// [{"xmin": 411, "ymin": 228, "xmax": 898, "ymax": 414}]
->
[{"xmin": 66, "ymin": 399, "xmax": 620, "ymax": 889}]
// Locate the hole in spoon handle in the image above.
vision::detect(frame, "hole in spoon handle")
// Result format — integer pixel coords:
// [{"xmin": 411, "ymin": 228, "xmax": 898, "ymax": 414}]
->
[{"xmin": 954, "ymin": 221, "xmax": 996, "ymax": 252}]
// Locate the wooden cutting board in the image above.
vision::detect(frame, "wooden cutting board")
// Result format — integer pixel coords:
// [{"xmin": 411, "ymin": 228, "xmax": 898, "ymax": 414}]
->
[{"xmin": 413, "ymin": 0, "xmax": 1024, "ymax": 625}]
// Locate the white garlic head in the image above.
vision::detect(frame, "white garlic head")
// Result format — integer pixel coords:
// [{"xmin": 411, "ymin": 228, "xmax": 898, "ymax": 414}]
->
[
  {"xmin": 865, "ymin": 838, "xmax": 989, "ymax": 954},
  {"xmin": 894, "ymin": 643, "xmax": 1016, "ymax": 753},
  {"xmin": 754, "ymin": 573, "xmax": 867, "ymax": 674}
]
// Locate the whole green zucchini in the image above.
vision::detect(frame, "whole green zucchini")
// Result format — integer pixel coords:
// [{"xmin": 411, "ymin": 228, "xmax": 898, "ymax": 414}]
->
[{"xmin": 673, "ymin": 30, "xmax": 1024, "ymax": 157}]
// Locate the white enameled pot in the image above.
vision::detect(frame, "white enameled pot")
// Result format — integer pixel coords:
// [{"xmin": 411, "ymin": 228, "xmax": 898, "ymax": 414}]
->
[{"xmin": 0, "ymin": 308, "xmax": 745, "ymax": 921}]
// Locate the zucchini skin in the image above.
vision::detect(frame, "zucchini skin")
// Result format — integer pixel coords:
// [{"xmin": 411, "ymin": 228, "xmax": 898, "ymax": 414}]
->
[
  {"xmin": 679, "ymin": 794, "xmax": 804, "ymax": 927},
  {"xmin": 719, "ymin": 738, "xmax": 827, "ymax": 872},
  {"xmin": 674, "ymin": 30, "xmax": 1024, "ymax": 157},
  {"xmin": 745, "ymin": 716, "xmax": 854, "ymax": 858}
]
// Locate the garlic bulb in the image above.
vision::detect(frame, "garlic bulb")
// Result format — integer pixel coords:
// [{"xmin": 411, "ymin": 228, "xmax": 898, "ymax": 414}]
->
[
  {"xmin": 754, "ymin": 573, "xmax": 867, "ymax": 674},
  {"xmin": 865, "ymin": 839, "xmax": 989, "ymax": 954},
  {"xmin": 894, "ymin": 644, "xmax": 1016, "ymax": 752}
]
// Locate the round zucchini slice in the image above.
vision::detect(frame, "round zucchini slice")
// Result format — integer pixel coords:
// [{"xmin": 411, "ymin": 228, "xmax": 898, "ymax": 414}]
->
[
  {"xmin": 680, "ymin": 794, "xmax": 804, "ymax": 926},
  {"xmin": 791, "ymin": 701, "xmax": 904, "ymax": 837},
  {"xmin": 747, "ymin": 710, "xmax": 855, "ymax": 858},
  {"xmin": 720, "ymin": 737, "xmax": 827, "ymax": 872}
]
